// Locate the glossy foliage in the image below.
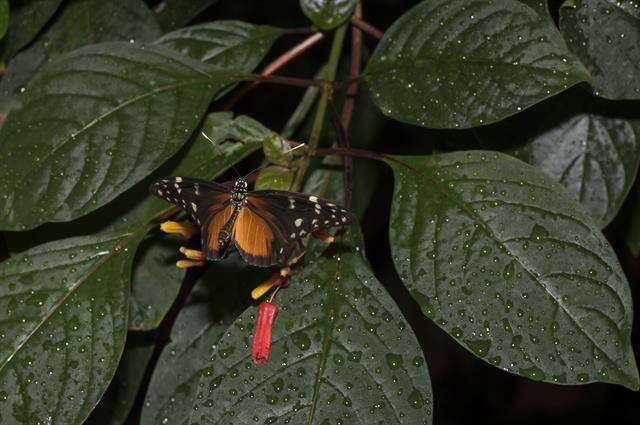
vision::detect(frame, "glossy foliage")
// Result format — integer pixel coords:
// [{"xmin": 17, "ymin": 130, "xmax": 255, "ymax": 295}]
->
[
  {"xmin": 560, "ymin": 0, "xmax": 640, "ymax": 99},
  {"xmin": 0, "ymin": 43, "xmax": 230, "ymax": 230},
  {"xmin": 0, "ymin": 231, "xmax": 143, "ymax": 423},
  {"xmin": 0, "ymin": 0, "xmax": 161, "ymax": 104},
  {"xmin": 365, "ymin": 0, "xmax": 590, "ymax": 128},
  {"xmin": 300, "ymin": 0, "xmax": 357, "ymax": 29},
  {"xmin": 156, "ymin": 21, "xmax": 283, "ymax": 72},
  {"xmin": 182, "ymin": 231, "xmax": 433, "ymax": 424},
  {"xmin": 388, "ymin": 152, "xmax": 639, "ymax": 389}
]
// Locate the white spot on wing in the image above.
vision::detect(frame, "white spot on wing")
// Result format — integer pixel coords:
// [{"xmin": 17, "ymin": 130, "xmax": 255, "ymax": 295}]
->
[
  {"xmin": 294, "ymin": 218, "xmax": 303, "ymax": 227},
  {"xmin": 191, "ymin": 202, "xmax": 198, "ymax": 212},
  {"xmin": 175, "ymin": 177, "xmax": 183, "ymax": 183},
  {"xmin": 309, "ymin": 196, "xmax": 318, "ymax": 203}
]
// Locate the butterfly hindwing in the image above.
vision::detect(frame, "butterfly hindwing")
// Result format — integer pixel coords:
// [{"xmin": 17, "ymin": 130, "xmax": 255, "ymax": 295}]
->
[
  {"xmin": 234, "ymin": 190, "xmax": 355, "ymax": 266},
  {"xmin": 149, "ymin": 177, "xmax": 232, "ymax": 260}
]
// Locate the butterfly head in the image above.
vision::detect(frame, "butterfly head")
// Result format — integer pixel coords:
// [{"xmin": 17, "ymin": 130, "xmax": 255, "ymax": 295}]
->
[{"xmin": 231, "ymin": 178, "xmax": 248, "ymax": 205}]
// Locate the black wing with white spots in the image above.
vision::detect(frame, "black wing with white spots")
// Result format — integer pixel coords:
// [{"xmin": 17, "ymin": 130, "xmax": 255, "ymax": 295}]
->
[
  {"xmin": 245, "ymin": 190, "xmax": 356, "ymax": 263},
  {"xmin": 149, "ymin": 177, "xmax": 230, "ymax": 225}
]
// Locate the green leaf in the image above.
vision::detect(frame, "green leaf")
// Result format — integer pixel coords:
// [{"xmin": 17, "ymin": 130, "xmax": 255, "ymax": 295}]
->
[
  {"xmin": 388, "ymin": 151, "xmax": 639, "ymax": 389},
  {"xmin": 0, "ymin": 229, "xmax": 145, "ymax": 424},
  {"xmin": 0, "ymin": 0, "xmax": 8, "ymax": 40},
  {"xmin": 300, "ymin": 0, "xmax": 356, "ymax": 30},
  {"xmin": 156, "ymin": 21, "xmax": 283, "ymax": 72},
  {"xmin": 2, "ymin": 112, "xmax": 262, "ymax": 253},
  {"xmin": 155, "ymin": 0, "xmax": 219, "ymax": 32},
  {"xmin": 475, "ymin": 91, "xmax": 640, "ymax": 228},
  {"xmin": 364, "ymin": 0, "xmax": 591, "ymax": 129},
  {"xmin": 186, "ymin": 230, "xmax": 433, "ymax": 424},
  {"xmin": 255, "ymin": 165, "xmax": 296, "ymax": 190},
  {"xmin": 129, "ymin": 234, "xmax": 184, "ymax": 331},
  {"xmin": 0, "ymin": 42, "xmax": 231, "ymax": 231},
  {"xmin": 90, "ymin": 332, "xmax": 156, "ymax": 425},
  {"xmin": 141, "ymin": 257, "xmax": 262, "ymax": 425},
  {"xmin": 0, "ymin": 0, "xmax": 64, "ymax": 59},
  {"xmin": 0, "ymin": 0, "xmax": 161, "ymax": 102},
  {"xmin": 560, "ymin": 0, "xmax": 640, "ymax": 99}
]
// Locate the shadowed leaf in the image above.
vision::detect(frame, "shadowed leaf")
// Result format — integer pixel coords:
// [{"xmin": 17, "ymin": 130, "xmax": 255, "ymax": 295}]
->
[{"xmin": 560, "ymin": 0, "xmax": 640, "ymax": 99}]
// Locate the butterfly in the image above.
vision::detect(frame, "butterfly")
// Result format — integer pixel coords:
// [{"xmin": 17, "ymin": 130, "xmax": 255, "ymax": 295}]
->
[{"xmin": 149, "ymin": 176, "xmax": 355, "ymax": 267}]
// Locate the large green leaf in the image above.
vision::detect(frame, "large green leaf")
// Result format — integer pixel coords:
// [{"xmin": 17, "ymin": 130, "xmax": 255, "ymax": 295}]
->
[
  {"xmin": 0, "ymin": 42, "xmax": 231, "ymax": 231},
  {"xmin": 155, "ymin": 0, "xmax": 220, "ymax": 32},
  {"xmin": 185, "ymin": 230, "xmax": 433, "ymax": 424},
  {"xmin": 474, "ymin": 91, "xmax": 640, "ymax": 228},
  {"xmin": 560, "ymin": 0, "xmax": 640, "ymax": 100},
  {"xmin": 90, "ymin": 332, "xmax": 156, "ymax": 425},
  {"xmin": 0, "ymin": 229, "xmax": 145, "ymax": 424},
  {"xmin": 141, "ymin": 257, "xmax": 262, "ymax": 425},
  {"xmin": 0, "ymin": 0, "xmax": 64, "ymax": 59},
  {"xmin": 129, "ymin": 234, "xmax": 184, "ymax": 331},
  {"xmin": 364, "ymin": 0, "xmax": 591, "ymax": 129},
  {"xmin": 388, "ymin": 151, "xmax": 639, "ymax": 389},
  {"xmin": 300, "ymin": 0, "xmax": 357, "ymax": 30},
  {"xmin": 0, "ymin": 0, "xmax": 161, "ymax": 102},
  {"xmin": 156, "ymin": 21, "xmax": 283, "ymax": 72}
]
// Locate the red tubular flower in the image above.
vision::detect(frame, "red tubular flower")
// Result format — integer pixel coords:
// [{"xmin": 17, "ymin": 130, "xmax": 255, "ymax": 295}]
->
[{"xmin": 252, "ymin": 301, "xmax": 279, "ymax": 365}]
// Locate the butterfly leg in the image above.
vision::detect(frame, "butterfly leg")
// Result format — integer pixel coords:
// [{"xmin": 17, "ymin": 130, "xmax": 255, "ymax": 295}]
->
[
  {"xmin": 176, "ymin": 246, "xmax": 206, "ymax": 268},
  {"xmin": 160, "ymin": 220, "xmax": 199, "ymax": 239}
]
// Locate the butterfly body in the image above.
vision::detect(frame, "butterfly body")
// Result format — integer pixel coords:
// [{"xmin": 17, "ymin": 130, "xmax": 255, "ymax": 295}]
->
[{"xmin": 150, "ymin": 176, "xmax": 355, "ymax": 267}]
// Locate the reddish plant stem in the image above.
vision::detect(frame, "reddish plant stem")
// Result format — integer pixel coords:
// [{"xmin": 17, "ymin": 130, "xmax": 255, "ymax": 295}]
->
[
  {"xmin": 341, "ymin": 3, "xmax": 362, "ymax": 130},
  {"xmin": 350, "ymin": 16, "xmax": 383, "ymax": 39},
  {"xmin": 262, "ymin": 32, "xmax": 324, "ymax": 76},
  {"xmin": 221, "ymin": 32, "xmax": 324, "ymax": 109},
  {"xmin": 236, "ymin": 74, "xmax": 330, "ymax": 89}
]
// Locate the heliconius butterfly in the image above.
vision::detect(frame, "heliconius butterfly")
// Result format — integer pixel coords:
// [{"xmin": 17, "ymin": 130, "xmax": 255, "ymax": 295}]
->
[{"xmin": 149, "ymin": 176, "xmax": 355, "ymax": 267}]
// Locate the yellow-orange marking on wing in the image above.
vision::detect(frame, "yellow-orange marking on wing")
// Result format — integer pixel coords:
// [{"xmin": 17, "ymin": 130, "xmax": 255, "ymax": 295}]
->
[{"xmin": 233, "ymin": 207, "xmax": 274, "ymax": 259}]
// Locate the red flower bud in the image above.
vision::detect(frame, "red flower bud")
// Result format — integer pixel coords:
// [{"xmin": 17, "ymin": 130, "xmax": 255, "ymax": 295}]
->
[{"xmin": 252, "ymin": 301, "xmax": 279, "ymax": 365}]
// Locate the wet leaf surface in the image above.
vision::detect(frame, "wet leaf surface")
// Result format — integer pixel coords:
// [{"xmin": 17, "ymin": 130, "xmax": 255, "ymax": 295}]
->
[
  {"xmin": 300, "ymin": 0, "xmax": 357, "ymax": 29},
  {"xmin": 184, "ymin": 230, "xmax": 433, "ymax": 424},
  {"xmin": 388, "ymin": 151, "xmax": 639, "ymax": 388},
  {"xmin": 0, "ymin": 42, "xmax": 230, "ymax": 230},
  {"xmin": 156, "ymin": 21, "xmax": 283, "ymax": 72},
  {"xmin": 475, "ymin": 91, "xmax": 640, "ymax": 228},
  {"xmin": 155, "ymin": 0, "xmax": 220, "ymax": 32},
  {"xmin": 560, "ymin": 0, "xmax": 640, "ymax": 99},
  {"xmin": 0, "ymin": 0, "xmax": 161, "ymax": 104},
  {"xmin": 0, "ymin": 230, "xmax": 144, "ymax": 423},
  {"xmin": 90, "ymin": 332, "xmax": 156, "ymax": 425},
  {"xmin": 0, "ymin": 0, "xmax": 64, "ymax": 59},
  {"xmin": 141, "ymin": 257, "xmax": 262, "ymax": 425},
  {"xmin": 364, "ymin": 0, "xmax": 590, "ymax": 128}
]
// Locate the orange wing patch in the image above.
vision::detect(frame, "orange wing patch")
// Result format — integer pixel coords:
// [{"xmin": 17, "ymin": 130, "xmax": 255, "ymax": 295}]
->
[
  {"xmin": 205, "ymin": 203, "xmax": 234, "ymax": 254},
  {"xmin": 233, "ymin": 207, "xmax": 275, "ymax": 260}
]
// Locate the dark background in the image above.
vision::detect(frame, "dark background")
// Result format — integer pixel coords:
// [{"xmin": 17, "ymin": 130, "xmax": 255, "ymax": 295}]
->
[{"xmin": 3, "ymin": 0, "xmax": 639, "ymax": 423}]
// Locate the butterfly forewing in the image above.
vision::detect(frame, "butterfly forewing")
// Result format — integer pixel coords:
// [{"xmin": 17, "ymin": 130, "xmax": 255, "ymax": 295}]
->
[{"xmin": 150, "ymin": 177, "xmax": 232, "ymax": 260}]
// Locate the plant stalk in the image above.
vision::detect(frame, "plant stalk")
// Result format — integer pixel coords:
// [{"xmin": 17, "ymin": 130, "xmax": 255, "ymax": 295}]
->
[{"xmin": 291, "ymin": 24, "xmax": 348, "ymax": 192}]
